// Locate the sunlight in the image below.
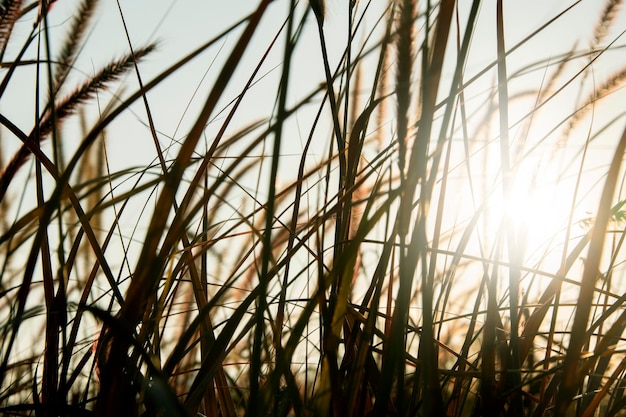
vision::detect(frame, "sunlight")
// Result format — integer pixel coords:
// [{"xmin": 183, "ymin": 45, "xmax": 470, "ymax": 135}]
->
[
  {"xmin": 475, "ymin": 130, "xmax": 589, "ymax": 268},
  {"xmin": 499, "ymin": 164, "xmax": 567, "ymax": 247},
  {"xmin": 478, "ymin": 97, "xmax": 593, "ymax": 262}
]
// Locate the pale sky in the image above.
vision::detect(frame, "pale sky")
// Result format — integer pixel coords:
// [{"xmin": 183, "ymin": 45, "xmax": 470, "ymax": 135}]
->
[{"xmin": 6, "ymin": 0, "xmax": 626, "ymax": 242}]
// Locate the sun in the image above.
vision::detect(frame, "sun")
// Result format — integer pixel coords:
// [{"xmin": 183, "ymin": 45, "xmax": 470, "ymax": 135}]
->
[{"xmin": 489, "ymin": 154, "xmax": 582, "ymax": 259}]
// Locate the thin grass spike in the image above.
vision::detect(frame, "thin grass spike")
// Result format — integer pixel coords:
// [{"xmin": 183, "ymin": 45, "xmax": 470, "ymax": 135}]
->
[
  {"xmin": 0, "ymin": 0, "xmax": 22, "ymax": 58},
  {"xmin": 0, "ymin": 44, "xmax": 156, "ymax": 202}
]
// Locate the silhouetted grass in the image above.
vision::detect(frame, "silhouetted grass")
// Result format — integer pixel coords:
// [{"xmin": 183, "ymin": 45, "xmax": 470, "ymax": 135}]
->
[{"xmin": 1, "ymin": 1, "xmax": 626, "ymax": 416}]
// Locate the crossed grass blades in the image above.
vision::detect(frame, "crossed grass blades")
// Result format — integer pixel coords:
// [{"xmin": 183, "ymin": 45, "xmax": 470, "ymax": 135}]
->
[{"xmin": 1, "ymin": 0, "xmax": 626, "ymax": 416}]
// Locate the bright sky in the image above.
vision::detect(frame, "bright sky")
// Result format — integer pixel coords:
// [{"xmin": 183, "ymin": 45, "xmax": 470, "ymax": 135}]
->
[
  {"xmin": 6, "ymin": 0, "xmax": 626, "ymax": 266},
  {"xmin": 3, "ymin": 0, "xmax": 626, "ymax": 363}
]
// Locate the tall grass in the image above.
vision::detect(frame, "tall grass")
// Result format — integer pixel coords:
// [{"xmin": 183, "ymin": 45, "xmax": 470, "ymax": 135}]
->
[{"xmin": 1, "ymin": 0, "xmax": 626, "ymax": 416}]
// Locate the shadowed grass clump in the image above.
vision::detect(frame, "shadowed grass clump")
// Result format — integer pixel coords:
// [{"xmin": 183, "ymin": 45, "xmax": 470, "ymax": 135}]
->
[{"xmin": 1, "ymin": 0, "xmax": 626, "ymax": 416}]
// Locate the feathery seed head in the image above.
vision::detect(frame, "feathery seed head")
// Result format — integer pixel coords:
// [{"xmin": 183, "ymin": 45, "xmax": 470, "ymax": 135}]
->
[{"xmin": 310, "ymin": 0, "xmax": 325, "ymax": 25}]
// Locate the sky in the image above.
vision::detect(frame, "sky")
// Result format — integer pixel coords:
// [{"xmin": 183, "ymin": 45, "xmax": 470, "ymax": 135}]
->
[
  {"xmin": 2, "ymin": 0, "xmax": 626, "ymax": 362},
  {"xmin": 4, "ymin": 0, "xmax": 626, "ymax": 265}
]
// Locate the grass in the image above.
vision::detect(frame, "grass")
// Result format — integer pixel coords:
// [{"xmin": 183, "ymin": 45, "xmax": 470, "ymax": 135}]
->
[{"xmin": 1, "ymin": 0, "xmax": 626, "ymax": 416}]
